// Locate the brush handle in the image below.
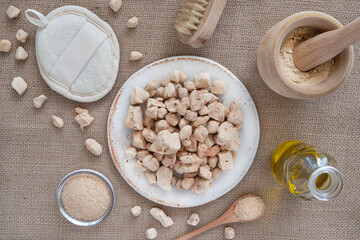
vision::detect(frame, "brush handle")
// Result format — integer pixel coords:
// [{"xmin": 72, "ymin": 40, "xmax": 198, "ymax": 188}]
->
[{"xmin": 293, "ymin": 17, "xmax": 360, "ymax": 71}]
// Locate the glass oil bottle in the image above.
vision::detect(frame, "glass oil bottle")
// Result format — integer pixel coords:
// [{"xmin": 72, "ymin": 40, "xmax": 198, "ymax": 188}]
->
[{"xmin": 271, "ymin": 140, "xmax": 343, "ymax": 201}]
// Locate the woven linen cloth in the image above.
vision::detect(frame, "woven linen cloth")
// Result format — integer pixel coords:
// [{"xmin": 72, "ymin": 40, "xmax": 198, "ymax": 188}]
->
[{"xmin": 1, "ymin": 0, "xmax": 359, "ymax": 239}]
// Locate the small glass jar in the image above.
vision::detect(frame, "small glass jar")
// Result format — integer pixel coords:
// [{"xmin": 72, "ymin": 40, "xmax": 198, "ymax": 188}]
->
[
  {"xmin": 271, "ymin": 140, "xmax": 343, "ymax": 201},
  {"xmin": 56, "ymin": 169, "xmax": 115, "ymax": 226}
]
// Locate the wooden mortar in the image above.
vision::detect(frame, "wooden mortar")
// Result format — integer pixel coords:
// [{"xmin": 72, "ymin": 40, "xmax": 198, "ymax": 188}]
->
[{"xmin": 257, "ymin": 11, "xmax": 354, "ymax": 99}]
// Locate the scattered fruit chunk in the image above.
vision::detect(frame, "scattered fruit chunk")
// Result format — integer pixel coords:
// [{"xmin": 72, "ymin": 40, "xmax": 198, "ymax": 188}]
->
[
  {"xmin": 33, "ymin": 95, "xmax": 48, "ymax": 108},
  {"xmin": 74, "ymin": 107, "xmax": 94, "ymax": 131},
  {"xmin": 129, "ymin": 51, "xmax": 143, "ymax": 61},
  {"xmin": 150, "ymin": 208, "xmax": 174, "ymax": 228},
  {"xmin": 131, "ymin": 206, "xmax": 141, "ymax": 217},
  {"xmin": 85, "ymin": 138, "xmax": 102, "ymax": 156},
  {"xmin": 187, "ymin": 213, "xmax": 200, "ymax": 226},
  {"xmin": 11, "ymin": 77, "xmax": 27, "ymax": 95},
  {"xmin": 15, "ymin": 47, "xmax": 28, "ymax": 60},
  {"xmin": 225, "ymin": 227, "xmax": 235, "ymax": 239},
  {"xmin": 52, "ymin": 115, "xmax": 64, "ymax": 128},
  {"xmin": 126, "ymin": 16, "xmax": 138, "ymax": 28},
  {"xmin": 109, "ymin": 0, "xmax": 122, "ymax": 12},
  {"xmin": 0, "ymin": 39, "xmax": 11, "ymax": 52},
  {"xmin": 145, "ymin": 228, "xmax": 157, "ymax": 239},
  {"xmin": 16, "ymin": 29, "xmax": 29, "ymax": 43},
  {"xmin": 7, "ymin": 5, "xmax": 20, "ymax": 19}
]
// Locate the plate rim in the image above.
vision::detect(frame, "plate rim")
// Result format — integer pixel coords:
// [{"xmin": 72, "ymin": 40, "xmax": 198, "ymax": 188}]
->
[{"xmin": 107, "ymin": 56, "xmax": 260, "ymax": 208}]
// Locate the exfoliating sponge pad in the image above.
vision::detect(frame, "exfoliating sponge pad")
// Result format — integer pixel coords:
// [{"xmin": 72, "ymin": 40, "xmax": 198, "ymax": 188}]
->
[{"xmin": 25, "ymin": 6, "xmax": 120, "ymax": 102}]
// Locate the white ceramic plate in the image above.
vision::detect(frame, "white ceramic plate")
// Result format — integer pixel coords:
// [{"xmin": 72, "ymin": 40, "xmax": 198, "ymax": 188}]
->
[{"xmin": 107, "ymin": 56, "xmax": 260, "ymax": 208}]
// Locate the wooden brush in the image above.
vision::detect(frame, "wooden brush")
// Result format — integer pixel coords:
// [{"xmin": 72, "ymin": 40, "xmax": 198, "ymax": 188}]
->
[{"xmin": 175, "ymin": 0, "xmax": 228, "ymax": 48}]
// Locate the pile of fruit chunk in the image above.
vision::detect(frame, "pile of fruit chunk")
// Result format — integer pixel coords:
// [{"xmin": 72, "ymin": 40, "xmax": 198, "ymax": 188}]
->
[{"xmin": 124, "ymin": 70, "xmax": 243, "ymax": 194}]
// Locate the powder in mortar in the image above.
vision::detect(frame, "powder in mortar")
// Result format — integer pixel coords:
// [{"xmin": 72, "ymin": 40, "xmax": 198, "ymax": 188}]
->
[
  {"xmin": 234, "ymin": 196, "xmax": 264, "ymax": 220},
  {"xmin": 61, "ymin": 174, "xmax": 111, "ymax": 221},
  {"xmin": 280, "ymin": 27, "xmax": 335, "ymax": 84}
]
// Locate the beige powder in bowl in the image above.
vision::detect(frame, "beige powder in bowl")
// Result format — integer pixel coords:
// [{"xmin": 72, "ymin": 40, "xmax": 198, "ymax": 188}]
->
[
  {"xmin": 280, "ymin": 27, "xmax": 335, "ymax": 85},
  {"xmin": 61, "ymin": 174, "xmax": 111, "ymax": 221},
  {"xmin": 234, "ymin": 196, "xmax": 264, "ymax": 221}
]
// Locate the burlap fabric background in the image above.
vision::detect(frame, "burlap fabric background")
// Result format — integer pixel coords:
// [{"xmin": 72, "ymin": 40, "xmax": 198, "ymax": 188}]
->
[{"xmin": 1, "ymin": 0, "xmax": 359, "ymax": 239}]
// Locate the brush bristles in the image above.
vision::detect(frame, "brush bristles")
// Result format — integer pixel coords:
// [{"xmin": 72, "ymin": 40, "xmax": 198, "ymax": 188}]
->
[{"xmin": 175, "ymin": 0, "xmax": 209, "ymax": 36}]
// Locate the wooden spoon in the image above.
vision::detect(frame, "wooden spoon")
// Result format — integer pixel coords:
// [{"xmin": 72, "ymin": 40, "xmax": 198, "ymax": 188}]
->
[
  {"xmin": 293, "ymin": 17, "xmax": 360, "ymax": 72},
  {"xmin": 176, "ymin": 195, "xmax": 265, "ymax": 240}
]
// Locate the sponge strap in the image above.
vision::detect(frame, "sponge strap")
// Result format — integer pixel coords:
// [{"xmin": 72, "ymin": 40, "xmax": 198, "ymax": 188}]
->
[{"xmin": 25, "ymin": 9, "xmax": 48, "ymax": 28}]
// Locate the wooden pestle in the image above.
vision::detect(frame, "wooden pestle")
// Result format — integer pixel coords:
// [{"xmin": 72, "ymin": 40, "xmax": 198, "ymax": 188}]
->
[{"xmin": 293, "ymin": 17, "xmax": 360, "ymax": 71}]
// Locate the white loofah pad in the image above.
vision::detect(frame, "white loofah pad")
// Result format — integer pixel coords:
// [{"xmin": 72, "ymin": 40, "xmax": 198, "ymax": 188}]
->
[{"xmin": 26, "ymin": 6, "xmax": 120, "ymax": 102}]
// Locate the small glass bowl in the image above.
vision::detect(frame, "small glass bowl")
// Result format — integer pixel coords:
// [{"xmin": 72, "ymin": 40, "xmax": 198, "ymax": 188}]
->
[{"xmin": 56, "ymin": 169, "xmax": 115, "ymax": 226}]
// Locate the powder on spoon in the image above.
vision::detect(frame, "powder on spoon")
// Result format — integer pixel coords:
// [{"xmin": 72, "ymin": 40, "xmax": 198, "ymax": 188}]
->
[
  {"xmin": 280, "ymin": 27, "xmax": 335, "ymax": 85},
  {"xmin": 234, "ymin": 196, "xmax": 264, "ymax": 221},
  {"xmin": 61, "ymin": 174, "xmax": 111, "ymax": 221}
]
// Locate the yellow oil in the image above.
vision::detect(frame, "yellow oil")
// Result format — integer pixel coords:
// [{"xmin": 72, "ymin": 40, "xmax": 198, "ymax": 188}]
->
[{"xmin": 271, "ymin": 140, "xmax": 333, "ymax": 199}]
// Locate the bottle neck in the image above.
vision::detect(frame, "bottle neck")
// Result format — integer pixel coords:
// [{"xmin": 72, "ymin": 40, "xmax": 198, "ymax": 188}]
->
[{"xmin": 309, "ymin": 166, "xmax": 343, "ymax": 201}]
